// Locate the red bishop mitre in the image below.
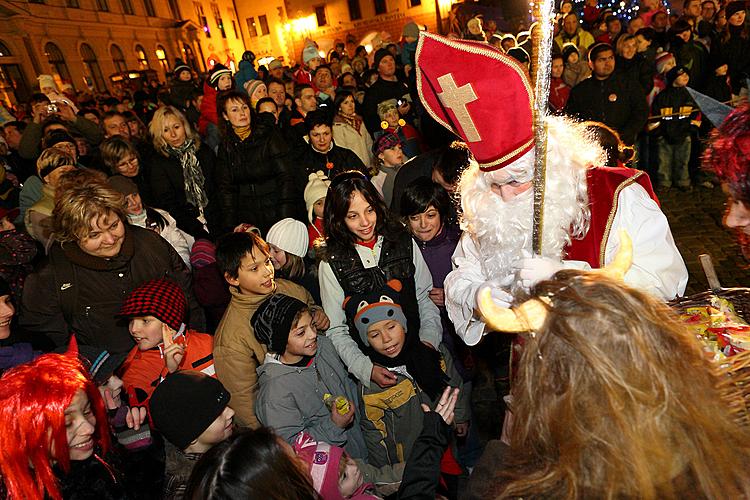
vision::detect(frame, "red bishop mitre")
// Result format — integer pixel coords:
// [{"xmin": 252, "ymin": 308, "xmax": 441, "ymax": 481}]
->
[{"xmin": 416, "ymin": 31, "xmax": 535, "ymax": 172}]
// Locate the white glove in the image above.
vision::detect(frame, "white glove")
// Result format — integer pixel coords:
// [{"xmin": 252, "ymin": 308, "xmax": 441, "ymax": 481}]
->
[
  {"xmin": 475, "ymin": 279, "xmax": 514, "ymax": 311},
  {"xmin": 513, "ymin": 256, "xmax": 564, "ymax": 290}
]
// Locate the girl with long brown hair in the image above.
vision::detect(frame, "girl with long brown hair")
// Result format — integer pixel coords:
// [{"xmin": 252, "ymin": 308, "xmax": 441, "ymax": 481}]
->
[{"xmin": 470, "ymin": 269, "xmax": 750, "ymax": 499}]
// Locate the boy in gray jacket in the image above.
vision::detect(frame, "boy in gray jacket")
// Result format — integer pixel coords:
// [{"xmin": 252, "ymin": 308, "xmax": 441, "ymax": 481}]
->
[{"xmin": 253, "ymin": 293, "xmax": 368, "ymax": 460}]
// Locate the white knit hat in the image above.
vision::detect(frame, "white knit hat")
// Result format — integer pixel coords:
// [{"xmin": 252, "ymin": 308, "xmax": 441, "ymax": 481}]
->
[
  {"xmin": 304, "ymin": 171, "xmax": 331, "ymax": 223},
  {"xmin": 266, "ymin": 218, "xmax": 309, "ymax": 258},
  {"xmin": 37, "ymin": 74, "xmax": 56, "ymax": 92}
]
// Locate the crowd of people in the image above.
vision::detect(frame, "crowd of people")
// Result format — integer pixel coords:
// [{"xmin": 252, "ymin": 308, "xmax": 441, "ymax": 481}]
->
[{"xmin": 1, "ymin": 0, "xmax": 750, "ymax": 498}]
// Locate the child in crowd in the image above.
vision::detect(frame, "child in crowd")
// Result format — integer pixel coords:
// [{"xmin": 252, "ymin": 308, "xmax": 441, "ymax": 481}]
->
[
  {"xmin": 375, "ymin": 99, "xmax": 422, "ymax": 158},
  {"xmin": 108, "ymin": 175, "xmax": 194, "ymax": 268},
  {"xmin": 150, "ymin": 371, "xmax": 235, "ymax": 500},
  {"xmin": 370, "ymin": 133, "xmax": 406, "ymax": 207},
  {"xmin": 118, "ymin": 278, "xmax": 216, "ymax": 404},
  {"xmin": 343, "ymin": 279, "xmax": 469, "ymax": 468},
  {"xmin": 0, "ymin": 206, "xmax": 37, "ymax": 301},
  {"xmin": 266, "ymin": 217, "xmax": 320, "ymax": 303},
  {"xmin": 304, "ymin": 385, "xmax": 461, "ymax": 499},
  {"xmin": 549, "ymin": 53, "xmax": 571, "ymax": 112},
  {"xmin": 184, "ymin": 428, "xmax": 320, "ymax": 499},
  {"xmin": 649, "ymin": 51, "xmax": 676, "ymax": 106},
  {"xmin": 76, "ymin": 342, "xmax": 152, "ymax": 452},
  {"xmin": 294, "ymin": 433, "xmax": 403, "ymax": 499},
  {"xmin": 213, "ymin": 231, "xmax": 329, "ymax": 429},
  {"xmin": 649, "ymin": 66, "xmax": 701, "ymax": 192},
  {"xmin": 304, "ymin": 170, "xmax": 330, "ymax": 251},
  {"xmin": 190, "ymin": 239, "xmax": 231, "ymax": 332},
  {"xmin": 0, "ymin": 276, "xmax": 39, "ymax": 373},
  {"xmin": 562, "ymin": 43, "xmax": 591, "ymax": 88},
  {"xmin": 253, "ymin": 293, "xmax": 366, "ymax": 458}
]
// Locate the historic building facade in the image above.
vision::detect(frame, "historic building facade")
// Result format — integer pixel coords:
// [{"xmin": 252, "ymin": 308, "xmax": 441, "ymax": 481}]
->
[
  {"xmin": 0, "ymin": 0, "xmax": 245, "ymax": 104},
  {"xmin": 235, "ymin": 0, "xmax": 450, "ymax": 65}
]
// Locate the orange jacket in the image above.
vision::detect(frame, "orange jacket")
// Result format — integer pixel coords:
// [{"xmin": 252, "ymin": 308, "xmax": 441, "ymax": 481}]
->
[{"xmin": 120, "ymin": 329, "xmax": 215, "ymax": 404}]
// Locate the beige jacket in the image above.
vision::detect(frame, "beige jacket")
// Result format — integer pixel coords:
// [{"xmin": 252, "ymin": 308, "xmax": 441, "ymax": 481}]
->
[{"xmin": 213, "ymin": 279, "xmax": 315, "ymax": 428}]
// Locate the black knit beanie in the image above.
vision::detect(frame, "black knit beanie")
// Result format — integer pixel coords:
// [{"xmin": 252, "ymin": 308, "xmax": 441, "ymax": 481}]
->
[
  {"xmin": 251, "ymin": 294, "xmax": 308, "ymax": 354},
  {"xmin": 149, "ymin": 371, "xmax": 230, "ymax": 450}
]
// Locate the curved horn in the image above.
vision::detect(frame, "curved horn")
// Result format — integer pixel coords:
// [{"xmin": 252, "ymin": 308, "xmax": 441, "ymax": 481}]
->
[
  {"xmin": 477, "ymin": 287, "xmax": 549, "ymax": 333},
  {"xmin": 592, "ymin": 229, "xmax": 632, "ymax": 280}
]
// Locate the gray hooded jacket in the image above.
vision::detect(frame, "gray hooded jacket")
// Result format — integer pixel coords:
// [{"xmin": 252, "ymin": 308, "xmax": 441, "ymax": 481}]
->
[{"xmin": 255, "ymin": 334, "xmax": 368, "ymax": 460}]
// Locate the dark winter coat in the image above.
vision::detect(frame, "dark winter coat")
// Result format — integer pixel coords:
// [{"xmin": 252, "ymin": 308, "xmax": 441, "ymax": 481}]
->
[
  {"xmin": 616, "ymin": 54, "xmax": 655, "ymax": 95},
  {"xmin": 715, "ymin": 26, "xmax": 750, "ymax": 94},
  {"xmin": 651, "ymin": 86, "xmax": 699, "ymax": 144},
  {"xmin": 19, "ymin": 224, "xmax": 203, "ymax": 354},
  {"xmin": 295, "ymin": 142, "xmax": 369, "ymax": 184},
  {"xmin": 0, "ymin": 228, "xmax": 38, "ymax": 301},
  {"xmin": 165, "ymin": 80, "xmax": 197, "ymax": 112},
  {"xmin": 565, "ymin": 73, "xmax": 649, "ymax": 145},
  {"xmin": 670, "ymin": 38, "xmax": 709, "ymax": 91},
  {"xmin": 215, "ymin": 113, "xmax": 299, "ymax": 234},
  {"xmin": 148, "ymin": 142, "xmax": 219, "ymax": 240}
]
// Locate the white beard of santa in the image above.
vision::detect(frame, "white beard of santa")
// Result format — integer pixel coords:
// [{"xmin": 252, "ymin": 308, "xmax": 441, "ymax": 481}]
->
[{"xmin": 458, "ymin": 116, "xmax": 604, "ymax": 288}]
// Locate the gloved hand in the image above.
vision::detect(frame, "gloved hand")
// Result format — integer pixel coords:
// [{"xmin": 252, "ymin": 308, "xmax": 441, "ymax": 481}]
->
[
  {"xmin": 475, "ymin": 277, "xmax": 514, "ymax": 311},
  {"xmin": 513, "ymin": 255, "xmax": 564, "ymax": 290}
]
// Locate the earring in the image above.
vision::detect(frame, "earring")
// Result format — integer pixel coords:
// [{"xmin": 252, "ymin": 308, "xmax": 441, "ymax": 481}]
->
[
  {"xmin": 380, "ymin": 120, "xmax": 389, "ymax": 130},
  {"xmin": 398, "ymin": 118, "xmax": 406, "ymax": 127}
]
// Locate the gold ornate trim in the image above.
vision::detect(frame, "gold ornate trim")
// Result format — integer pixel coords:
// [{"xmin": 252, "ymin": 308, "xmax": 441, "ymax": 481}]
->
[
  {"xmin": 415, "ymin": 31, "xmax": 535, "ymax": 168},
  {"xmin": 599, "ymin": 171, "xmax": 644, "ymax": 265}
]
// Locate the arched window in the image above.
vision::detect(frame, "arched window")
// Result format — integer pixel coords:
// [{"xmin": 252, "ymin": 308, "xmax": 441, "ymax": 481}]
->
[
  {"xmin": 155, "ymin": 45, "xmax": 170, "ymax": 74},
  {"xmin": 0, "ymin": 41, "xmax": 11, "ymax": 57},
  {"xmin": 80, "ymin": 43, "xmax": 106, "ymax": 92},
  {"xmin": 135, "ymin": 44, "xmax": 149, "ymax": 69},
  {"xmin": 44, "ymin": 42, "xmax": 72, "ymax": 85},
  {"xmin": 110, "ymin": 44, "xmax": 127, "ymax": 73}
]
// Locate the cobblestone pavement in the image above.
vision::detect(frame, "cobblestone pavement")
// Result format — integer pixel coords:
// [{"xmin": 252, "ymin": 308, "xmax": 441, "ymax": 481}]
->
[{"xmin": 659, "ymin": 185, "xmax": 750, "ymax": 294}]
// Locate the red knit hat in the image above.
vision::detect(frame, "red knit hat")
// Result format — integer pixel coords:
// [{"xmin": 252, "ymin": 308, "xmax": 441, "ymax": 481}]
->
[
  {"xmin": 118, "ymin": 278, "xmax": 187, "ymax": 331},
  {"xmin": 416, "ymin": 31, "xmax": 534, "ymax": 171}
]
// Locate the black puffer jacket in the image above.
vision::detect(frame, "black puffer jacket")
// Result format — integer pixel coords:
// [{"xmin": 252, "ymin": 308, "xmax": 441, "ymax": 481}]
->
[
  {"xmin": 215, "ymin": 113, "xmax": 300, "ymax": 234},
  {"xmin": 19, "ymin": 225, "xmax": 204, "ymax": 354},
  {"xmin": 148, "ymin": 142, "xmax": 219, "ymax": 240}
]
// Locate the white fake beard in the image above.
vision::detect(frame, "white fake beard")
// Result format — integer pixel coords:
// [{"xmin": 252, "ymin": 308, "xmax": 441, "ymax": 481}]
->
[{"xmin": 458, "ymin": 116, "xmax": 600, "ymax": 287}]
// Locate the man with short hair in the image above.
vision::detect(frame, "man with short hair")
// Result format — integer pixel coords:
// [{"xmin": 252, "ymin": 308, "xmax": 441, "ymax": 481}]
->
[
  {"xmin": 362, "ymin": 48, "xmax": 412, "ymax": 134},
  {"xmin": 102, "ymin": 111, "xmax": 131, "ymax": 139},
  {"xmin": 290, "ymin": 84, "xmax": 318, "ymax": 140},
  {"xmin": 565, "ymin": 43, "xmax": 648, "ymax": 145},
  {"xmin": 312, "ymin": 65, "xmax": 336, "ymax": 103},
  {"xmin": 267, "ymin": 78, "xmax": 290, "ymax": 126},
  {"xmin": 596, "ymin": 15, "xmax": 622, "ymax": 44},
  {"xmin": 554, "ymin": 12, "xmax": 595, "ymax": 55},
  {"xmin": 701, "ymin": 0, "xmax": 716, "ymax": 21},
  {"xmin": 683, "ymin": 0, "xmax": 702, "ymax": 20}
]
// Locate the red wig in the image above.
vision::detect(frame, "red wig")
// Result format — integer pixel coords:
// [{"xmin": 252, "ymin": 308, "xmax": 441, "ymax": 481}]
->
[
  {"xmin": 0, "ymin": 352, "xmax": 111, "ymax": 500},
  {"xmin": 704, "ymin": 103, "xmax": 750, "ymax": 203}
]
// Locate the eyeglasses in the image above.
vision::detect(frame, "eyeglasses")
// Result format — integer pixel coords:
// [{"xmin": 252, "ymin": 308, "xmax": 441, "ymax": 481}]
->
[{"xmin": 117, "ymin": 157, "xmax": 138, "ymax": 168}]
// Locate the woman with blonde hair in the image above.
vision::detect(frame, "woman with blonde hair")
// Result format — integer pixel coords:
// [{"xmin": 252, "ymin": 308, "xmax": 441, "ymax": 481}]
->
[
  {"xmin": 467, "ymin": 267, "xmax": 750, "ymax": 499},
  {"xmin": 148, "ymin": 105, "xmax": 218, "ymax": 240},
  {"xmin": 20, "ymin": 169, "xmax": 203, "ymax": 354}
]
